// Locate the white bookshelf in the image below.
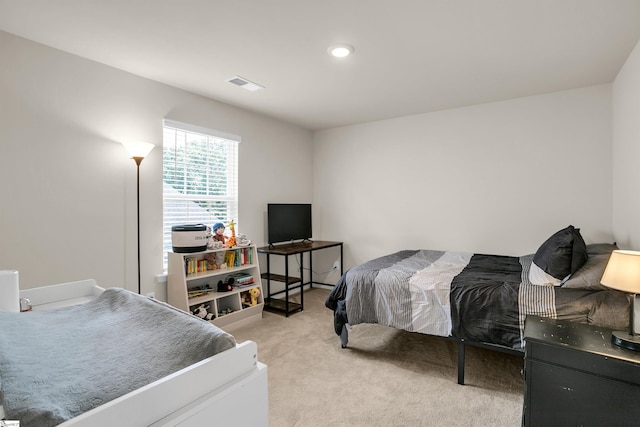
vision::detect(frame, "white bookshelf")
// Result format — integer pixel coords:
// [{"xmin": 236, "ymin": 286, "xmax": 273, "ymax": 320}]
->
[{"xmin": 167, "ymin": 245, "xmax": 263, "ymax": 330}]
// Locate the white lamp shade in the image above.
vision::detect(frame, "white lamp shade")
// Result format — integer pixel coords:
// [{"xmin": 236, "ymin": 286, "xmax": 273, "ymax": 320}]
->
[
  {"xmin": 0, "ymin": 270, "xmax": 19, "ymax": 312},
  {"xmin": 122, "ymin": 141, "xmax": 155, "ymax": 158},
  {"xmin": 601, "ymin": 250, "xmax": 640, "ymax": 294}
]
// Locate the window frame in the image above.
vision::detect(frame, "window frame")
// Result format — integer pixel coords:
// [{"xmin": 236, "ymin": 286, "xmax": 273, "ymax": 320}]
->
[{"xmin": 162, "ymin": 119, "xmax": 240, "ymax": 268}]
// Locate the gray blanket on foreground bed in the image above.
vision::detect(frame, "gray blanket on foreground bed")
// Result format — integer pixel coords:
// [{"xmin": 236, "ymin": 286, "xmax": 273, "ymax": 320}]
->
[{"xmin": 0, "ymin": 288, "xmax": 236, "ymax": 427}]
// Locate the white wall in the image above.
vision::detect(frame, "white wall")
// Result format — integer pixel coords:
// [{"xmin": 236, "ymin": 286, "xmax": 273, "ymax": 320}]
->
[
  {"xmin": 1, "ymin": 27, "xmax": 630, "ymax": 295},
  {"xmin": 612, "ymin": 39, "xmax": 640, "ymax": 250},
  {"xmin": 313, "ymin": 85, "xmax": 613, "ymax": 270},
  {"xmin": 0, "ymin": 30, "xmax": 313, "ymax": 296}
]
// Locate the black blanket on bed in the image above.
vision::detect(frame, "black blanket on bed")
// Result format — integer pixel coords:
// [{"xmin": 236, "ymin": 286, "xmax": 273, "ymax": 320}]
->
[{"xmin": 450, "ymin": 254, "xmax": 522, "ymax": 348}]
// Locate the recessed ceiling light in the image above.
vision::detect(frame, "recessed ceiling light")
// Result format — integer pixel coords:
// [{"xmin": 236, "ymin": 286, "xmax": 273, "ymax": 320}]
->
[{"xmin": 328, "ymin": 44, "xmax": 354, "ymax": 58}]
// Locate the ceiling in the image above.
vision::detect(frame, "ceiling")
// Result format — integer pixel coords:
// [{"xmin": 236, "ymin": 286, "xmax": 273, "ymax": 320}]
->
[{"xmin": 1, "ymin": 0, "xmax": 639, "ymax": 131}]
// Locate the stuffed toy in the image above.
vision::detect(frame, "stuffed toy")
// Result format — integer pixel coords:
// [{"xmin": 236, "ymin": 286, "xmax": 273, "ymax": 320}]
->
[
  {"xmin": 206, "ymin": 227, "xmax": 225, "ymax": 250},
  {"xmin": 212, "ymin": 222, "xmax": 228, "ymax": 245},
  {"xmin": 249, "ymin": 287, "xmax": 261, "ymax": 306},
  {"xmin": 226, "ymin": 220, "xmax": 237, "ymax": 247},
  {"xmin": 210, "ymin": 240, "xmax": 224, "ymax": 250},
  {"xmin": 236, "ymin": 233, "xmax": 252, "ymax": 246},
  {"xmin": 204, "ymin": 252, "xmax": 219, "ymax": 270},
  {"xmin": 241, "ymin": 291, "xmax": 251, "ymax": 306},
  {"xmin": 205, "ymin": 225, "xmax": 214, "ymax": 250},
  {"xmin": 192, "ymin": 304, "xmax": 214, "ymax": 320},
  {"xmin": 217, "ymin": 277, "xmax": 234, "ymax": 292}
]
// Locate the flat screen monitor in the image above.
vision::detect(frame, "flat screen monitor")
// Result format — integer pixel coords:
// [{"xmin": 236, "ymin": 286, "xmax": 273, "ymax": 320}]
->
[{"xmin": 267, "ymin": 203, "xmax": 312, "ymax": 245}]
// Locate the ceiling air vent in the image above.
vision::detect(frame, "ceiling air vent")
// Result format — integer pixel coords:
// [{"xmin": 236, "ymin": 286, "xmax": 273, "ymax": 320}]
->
[{"xmin": 226, "ymin": 75, "xmax": 265, "ymax": 92}]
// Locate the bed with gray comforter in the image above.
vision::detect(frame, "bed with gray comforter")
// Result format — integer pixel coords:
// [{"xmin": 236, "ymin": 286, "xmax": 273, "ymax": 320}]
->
[
  {"xmin": 0, "ymin": 288, "xmax": 236, "ymax": 427},
  {"xmin": 326, "ymin": 234, "xmax": 629, "ymax": 383}
]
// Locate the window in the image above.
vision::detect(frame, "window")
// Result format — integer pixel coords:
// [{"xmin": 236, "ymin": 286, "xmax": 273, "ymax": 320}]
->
[{"xmin": 162, "ymin": 119, "xmax": 239, "ymax": 268}]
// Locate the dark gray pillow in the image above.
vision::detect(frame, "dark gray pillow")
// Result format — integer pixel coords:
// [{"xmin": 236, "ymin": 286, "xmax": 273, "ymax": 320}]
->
[
  {"xmin": 529, "ymin": 225, "xmax": 588, "ymax": 286},
  {"xmin": 562, "ymin": 243, "xmax": 618, "ymax": 290}
]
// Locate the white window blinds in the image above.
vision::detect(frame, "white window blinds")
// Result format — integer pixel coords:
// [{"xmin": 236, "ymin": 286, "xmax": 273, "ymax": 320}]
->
[{"xmin": 162, "ymin": 119, "xmax": 239, "ymax": 267}]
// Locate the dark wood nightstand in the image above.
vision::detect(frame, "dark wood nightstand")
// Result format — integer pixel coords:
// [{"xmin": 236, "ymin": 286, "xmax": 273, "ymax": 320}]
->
[{"xmin": 523, "ymin": 315, "xmax": 640, "ymax": 426}]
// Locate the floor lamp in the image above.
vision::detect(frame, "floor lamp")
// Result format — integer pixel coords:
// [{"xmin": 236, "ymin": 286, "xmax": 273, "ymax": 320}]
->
[{"xmin": 122, "ymin": 141, "xmax": 155, "ymax": 294}]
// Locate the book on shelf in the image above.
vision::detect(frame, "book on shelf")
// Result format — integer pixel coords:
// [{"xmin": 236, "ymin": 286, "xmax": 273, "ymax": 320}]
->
[
  {"xmin": 184, "ymin": 257, "xmax": 209, "ymax": 275},
  {"xmin": 187, "ymin": 288, "xmax": 215, "ymax": 299},
  {"xmin": 239, "ymin": 247, "xmax": 253, "ymax": 265},
  {"xmin": 183, "ymin": 247, "xmax": 254, "ymax": 275},
  {"xmin": 229, "ymin": 272, "xmax": 255, "ymax": 288},
  {"xmin": 223, "ymin": 247, "xmax": 254, "ymax": 268},
  {"xmin": 232, "ymin": 280, "xmax": 255, "ymax": 289},
  {"xmin": 224, "ymin": 251, "xmax": 235, "ymax": 268}
]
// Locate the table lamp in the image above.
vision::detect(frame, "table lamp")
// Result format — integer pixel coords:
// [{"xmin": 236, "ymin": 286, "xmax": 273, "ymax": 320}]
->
[{"xmin": 601, "ymin": 250, "xmax": 640, "ymax": 351}]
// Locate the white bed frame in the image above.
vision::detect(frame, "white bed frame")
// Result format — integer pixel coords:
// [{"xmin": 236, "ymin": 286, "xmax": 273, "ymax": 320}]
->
[{"xmin": 17, "ymin": 280, "xmax": 269, "ymax": 427}]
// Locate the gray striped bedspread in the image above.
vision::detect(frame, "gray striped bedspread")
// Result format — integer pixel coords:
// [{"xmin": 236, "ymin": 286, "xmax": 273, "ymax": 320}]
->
[{"xmin": 326, "ymin": 250, "xmax": 628, "ymax": 350}]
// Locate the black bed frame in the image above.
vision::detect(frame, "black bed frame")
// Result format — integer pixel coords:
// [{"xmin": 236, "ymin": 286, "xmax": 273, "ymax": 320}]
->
[
  {"xmin": 451, "ymin": 337, "xmax": 523, "ymax": 385},
  {"xmin": 339, "ymin": 324, "xmax": 523, "ymax": 385}
]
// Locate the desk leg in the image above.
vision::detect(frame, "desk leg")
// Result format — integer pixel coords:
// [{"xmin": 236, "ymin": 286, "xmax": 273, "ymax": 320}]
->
[
  {"xmin": 300, "ymin": 251, "xmax": 304, "ymax": 311},
  {"xmin": 284, "ymin": 255, "xmax": 289, "ymax": 317},
  {"xmin": 309, "ymin": 250, "xmax": 313, "ymax": 289},
  {"xmin": 266, "ymin": 254, "xmax": 271, "ymax": 305}
]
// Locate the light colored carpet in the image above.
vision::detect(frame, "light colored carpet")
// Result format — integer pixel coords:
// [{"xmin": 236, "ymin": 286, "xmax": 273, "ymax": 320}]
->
[{"xmin": 231, "ymin": 288, "xmax": 524, "ymax": 427}]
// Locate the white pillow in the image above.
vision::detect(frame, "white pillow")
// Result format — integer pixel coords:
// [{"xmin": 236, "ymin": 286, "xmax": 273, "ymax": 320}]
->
[{"xmin": 529, "ymin": 262, "xmax": 567, "ymax": 286}]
